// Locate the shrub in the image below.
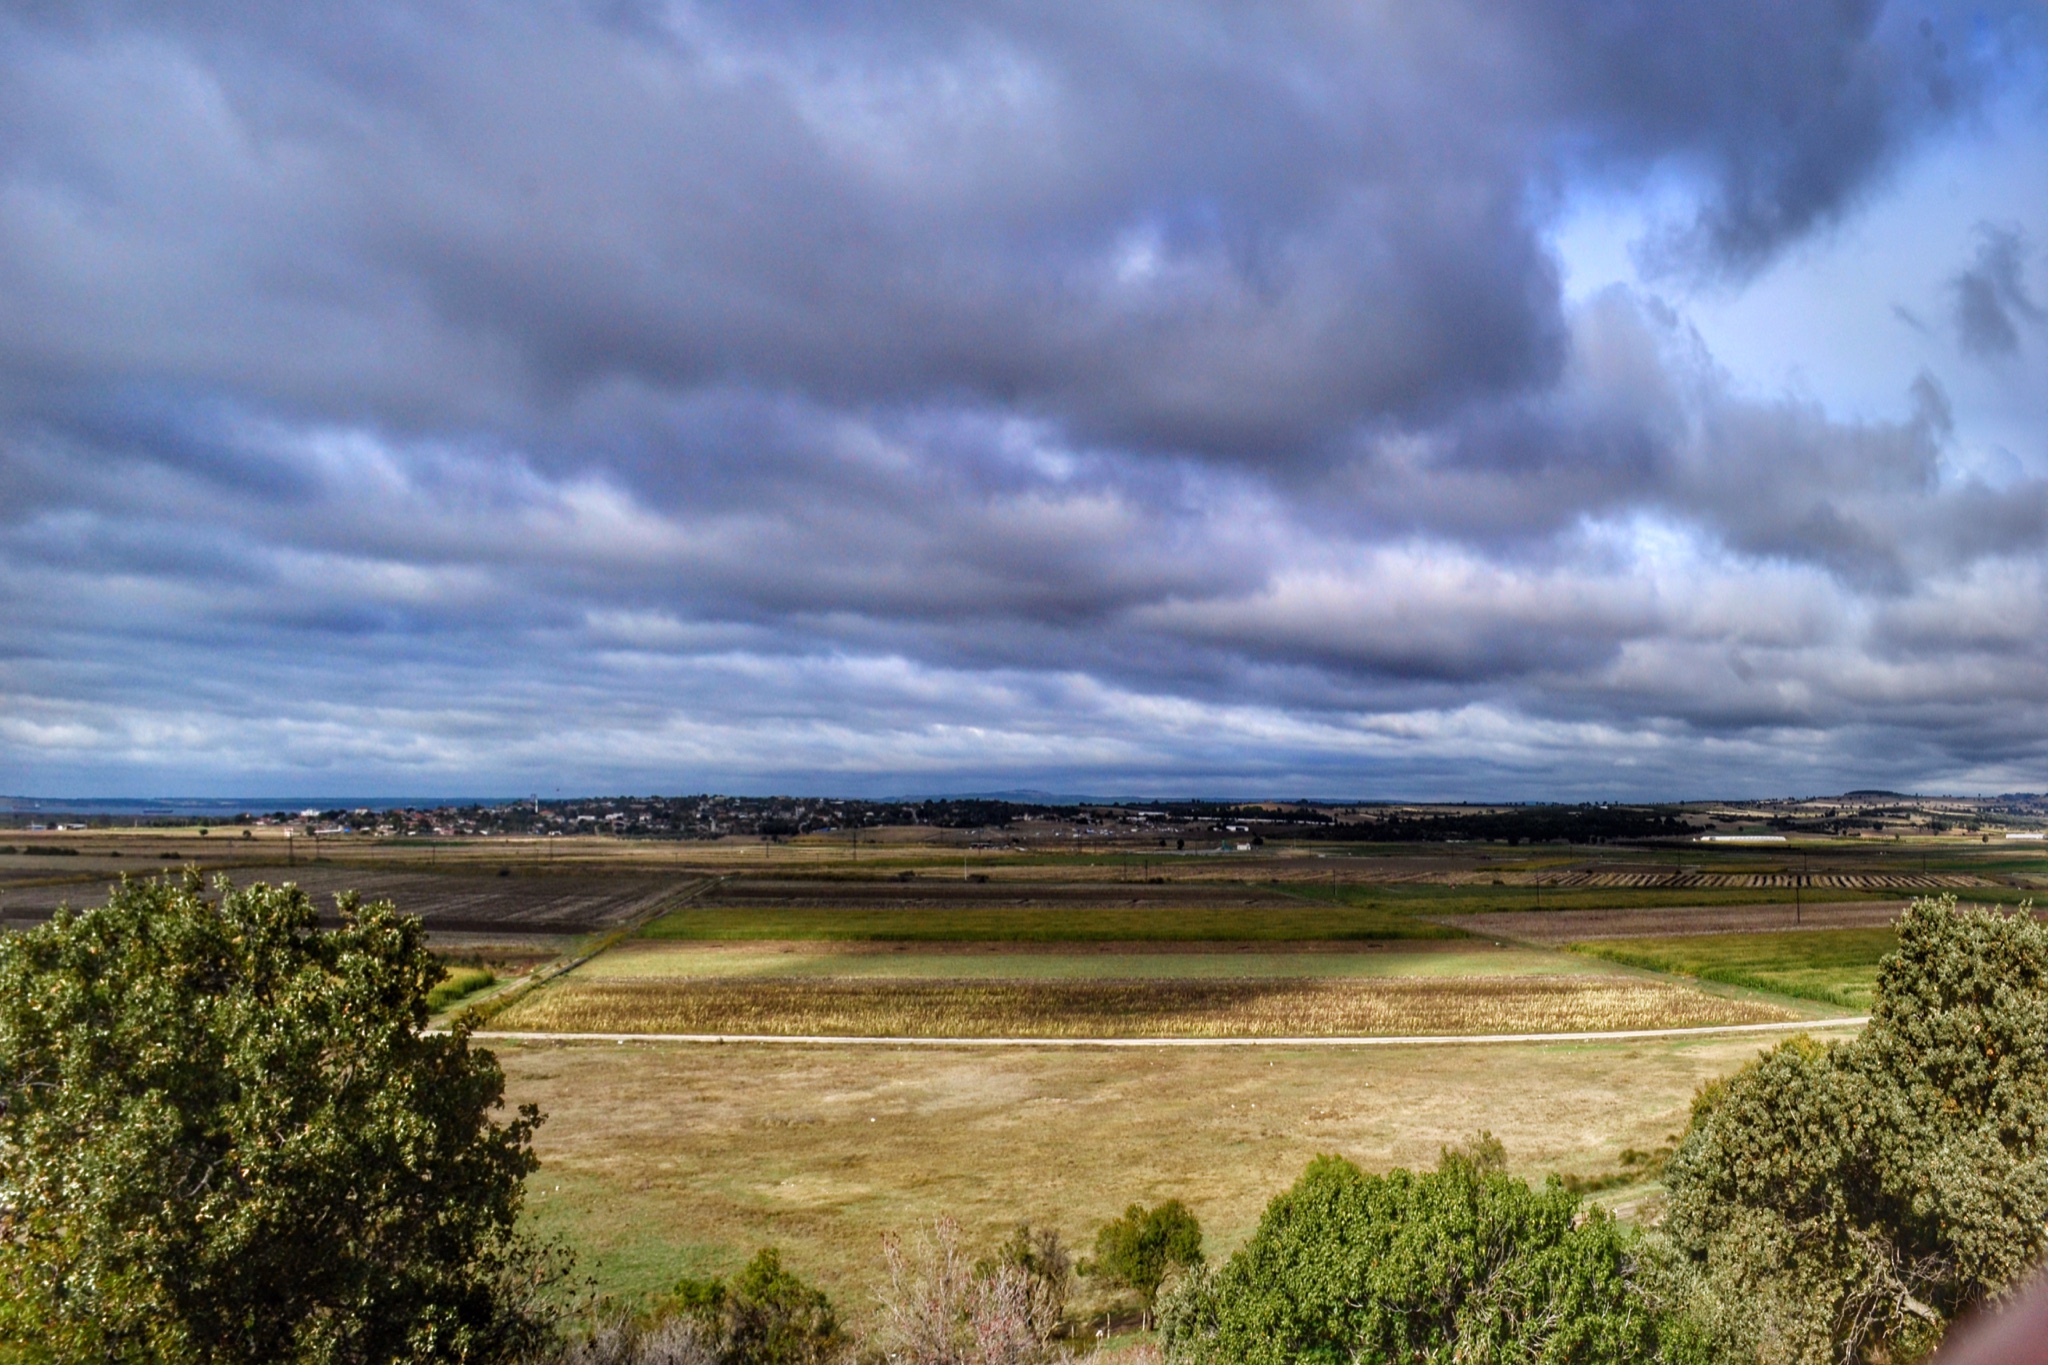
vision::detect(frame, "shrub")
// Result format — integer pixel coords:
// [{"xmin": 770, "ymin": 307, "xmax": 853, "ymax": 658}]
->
[
  {"xmin": 877, "ymin": 1218, "xmax": 1071, "ymax": 1365},
  {"xmin": 667, "ymin": 1249, "xmax": 845, "ymax": 1365},
  {"xmin": 1658, "ymin": 894, "xmax": 2048, "ymax": 1364},
  {"xmin": 1165, "ymin": 1149, "xmax": 1671, "ymax": 1365},
  {"xmin": 1087, "ymin": 1201, "xmax": 1202, "ymax": 1324},
  {"xmin": 978, "ymin": 1224, "xmax": 1074, "ymax": 1348},
  {"xmin": 0, "ymin": 874, "xmax": 559, "ymax": 1364}
]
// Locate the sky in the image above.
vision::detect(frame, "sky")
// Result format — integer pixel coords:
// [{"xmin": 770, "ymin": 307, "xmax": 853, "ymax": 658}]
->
[{"xmin": 2, "ymin": 2, "xmax": 2046, "ymax": 801}]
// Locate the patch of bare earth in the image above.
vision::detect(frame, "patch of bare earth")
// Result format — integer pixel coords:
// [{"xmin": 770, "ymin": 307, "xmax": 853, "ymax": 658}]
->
[{"xmin": 0, "ymin": 867, "xmax": 691, "ymax": 933}]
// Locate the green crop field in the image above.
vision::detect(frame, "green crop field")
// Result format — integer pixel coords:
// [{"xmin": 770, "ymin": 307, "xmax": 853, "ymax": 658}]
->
[
  {"xmin": 1570, "ymin": 928, "xmax": 1897, "ymax": 1009},
  {"xmin": 637, "ymin": 880, "xmax": 1914, "ymax": 944},
  {"xmin": 426, "ymin": 965, "xmax": 496, "ymax": 1010},
  {"xmin": 1297, "ymin": 883, "xmax": 1898, "ymax": 916}
]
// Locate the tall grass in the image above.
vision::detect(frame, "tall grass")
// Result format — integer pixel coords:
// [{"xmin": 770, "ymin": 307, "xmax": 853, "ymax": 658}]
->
[
  {"xmin": 494, "ymin": 975, "xmax": 1793, "ymax": 1037},
  {"xmin": 427, "ymin": 965, "xmax": 497, "ymax": 1011}
]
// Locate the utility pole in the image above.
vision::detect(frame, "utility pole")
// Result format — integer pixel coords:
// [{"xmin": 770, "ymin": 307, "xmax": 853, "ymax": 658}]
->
[{"xmin": 1798, "ymin": 850, "xmax": 1807, "ymax": 927}]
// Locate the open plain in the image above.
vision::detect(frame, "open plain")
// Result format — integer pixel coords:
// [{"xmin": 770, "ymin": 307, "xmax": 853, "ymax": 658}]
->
[
  {"xmin": 4, "ymin": 808, "xmax": 2043, "ymax": 1315},
  {"xmin": 501, "ymin": 1028, "xmax": 1864, "ymax": 1314}
]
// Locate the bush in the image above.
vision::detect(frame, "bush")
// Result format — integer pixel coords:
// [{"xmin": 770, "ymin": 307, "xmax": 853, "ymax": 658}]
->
[
  {"xmin": 667, "ymin": 1249, "xmax": 845, "ymax": 1365},
  {"xmin": 877, "ymin": 1218, "xmax": 1072, "ymax": 1365},
  {"xmin": 1658, "ymin": 894, "xmax": 2048, "ymax": 1363},
  {"xmin": 0, "ymin": 874, "xmax": 559, "ymax": 1363},
  {"xmin": 1166, "ymin": 1148, "xmax": 1672, "ymax": 1365},
  {"xmin": 1087, "ymin": 1201, "xmax": 1202, "ymax": 1324}
]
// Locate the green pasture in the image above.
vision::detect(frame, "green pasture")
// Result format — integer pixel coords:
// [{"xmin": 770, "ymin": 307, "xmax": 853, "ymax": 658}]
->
[
  {"xmin": 1291, "ymin": 883, "xmax": 1896, "ymax": 916},
  {"xmin": 1570, "ymin": 928, "xmax": 1896, "ymax": 1010},
  {"xmin": 639, "ymin": 880, "xmax": 1915, "ymax": 944}
]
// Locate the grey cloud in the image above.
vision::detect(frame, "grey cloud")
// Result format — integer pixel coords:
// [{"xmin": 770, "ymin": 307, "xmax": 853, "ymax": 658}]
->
[
  {"xmin": 1336, "ymin": 292, "xmax": 1968, "ymax": 592},
  {"xmin": 0, "ymin": 1, "xmax": 2016, "ymax": 463},
  {"xmin": 1951, "ymin": 223, "xmax": 2042, "ymax": 358},
  {"xmin": 2, "ymin": 2, "xmax": 2046, "ymax": 798},
  {"xmin": 1537, "ymin": 0, "xmax": 1978, "ymax": 280}
]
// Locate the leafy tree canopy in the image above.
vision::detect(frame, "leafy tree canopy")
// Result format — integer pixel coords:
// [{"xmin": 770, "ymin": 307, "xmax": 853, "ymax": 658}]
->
[
  {"xmin": 1660, "ymin": 894, "xmax": 2048, "ymax": 1363},
  {"xmin": 1088, "ymin": 1200, "xmax": 1202, "ymax": 1311},
  {"xmin": 1162, "ymin": 1146, "xmax": 1671, "ymax": 1365},
  {"xmin": 0, "ymin": 874, "xmax": 556, "ymax": 1364}
]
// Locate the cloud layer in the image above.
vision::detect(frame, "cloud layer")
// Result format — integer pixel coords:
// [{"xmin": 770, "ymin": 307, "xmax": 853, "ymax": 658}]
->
[{"xmin": 2, "ymin": 1, "xmax": 2045, "ymax": 797}]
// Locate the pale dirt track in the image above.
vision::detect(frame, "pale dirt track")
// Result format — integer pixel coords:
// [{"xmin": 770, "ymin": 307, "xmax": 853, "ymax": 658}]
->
[{"xmin": 471, "ymin": 1016, "xmax": 1865, "ymax": 1048}]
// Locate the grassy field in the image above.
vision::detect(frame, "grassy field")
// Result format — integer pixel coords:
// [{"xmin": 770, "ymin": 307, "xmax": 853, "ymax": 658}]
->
[
  {"xmin": 638, "ymin": 877, "xmax": 1923, "ymax": 944},
  {"xmin": 1571, "ymin": 928, "xmax": 1897, "ymax": 1009},
  {"xmin": 500, "ymin": 1030, "xmax": 1862, "ymax": 1317},
  {"xmin": 1319, "ymin": 883, "xmax": 1899, "ymax": 914}
]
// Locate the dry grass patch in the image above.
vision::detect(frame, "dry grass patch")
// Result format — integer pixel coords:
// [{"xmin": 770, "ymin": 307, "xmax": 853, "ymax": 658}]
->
[
  {"xmin": 495, "ymin": 974, "xmax": 1795, "ymax": 1037},
  {"xmin": 500, "ymin": 1030, "xmax": 1860, "ymax": 1313},
  {"xmin": 579, "ymin": 940, "xmax": 1608, "ymax": 982}
]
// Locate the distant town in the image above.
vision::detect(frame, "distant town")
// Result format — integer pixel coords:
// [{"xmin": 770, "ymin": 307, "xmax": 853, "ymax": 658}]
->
[{"xmin": 7, "ymin": 790, "xmax": 2048, "ymax": 844}]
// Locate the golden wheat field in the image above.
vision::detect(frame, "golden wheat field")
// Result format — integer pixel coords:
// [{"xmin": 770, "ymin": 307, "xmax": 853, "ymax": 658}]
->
[{"xmin": 492, "ymin": 973, "xmax": 1798, "ymax": 1036}]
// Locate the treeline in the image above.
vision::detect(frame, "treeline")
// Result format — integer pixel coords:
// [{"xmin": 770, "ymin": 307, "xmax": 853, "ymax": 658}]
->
[
  {"xmin": 2, "ymin": 880, "xmax": 2043, "ymax": 1363},
  {"xmin": 1281, "ymin": 803, "xmax": 1693, "ymax": 844}
]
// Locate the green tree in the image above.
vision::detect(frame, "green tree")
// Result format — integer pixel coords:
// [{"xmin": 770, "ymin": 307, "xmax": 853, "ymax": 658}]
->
[
  {"xmin": 0, "ymin": 874, "xmax": 558, "ymax": 1364},
  {"xmin": 1089, "ymin": 1200, "xmax": 1202, "ymax": 1324},
  {"xmin": 1164, "ymin": 1149, "xmax": 1674, "ymax": 1365},
  {"xmin": 1659, "ymin": 894, "xmax": 2048, "ymax": 1363}
]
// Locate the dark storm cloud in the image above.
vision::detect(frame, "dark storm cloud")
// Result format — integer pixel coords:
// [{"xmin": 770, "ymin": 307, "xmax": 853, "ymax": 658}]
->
[
  {"xmin": 0, "ymin": 0, "xmax": 2007, "ymax": 457},
  {"xmin": 1951, "ymin": 223, "xmax": 2043, "ymax": 358},
  {"xmin": 0, "ymin": 0, "xmax": 2044, "ymax": 796}
]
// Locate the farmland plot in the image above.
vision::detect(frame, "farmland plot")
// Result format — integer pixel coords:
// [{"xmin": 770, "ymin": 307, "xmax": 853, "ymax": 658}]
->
[
  {"xmin": 0, "ymin": 866, "xmax": 691, "ymax": 934},
  {"xmin": 493, "ymin": 973, "xmax": 1798, "ymax": 1037},
  {"xmin": 1571, "ymin": 928, "xmax": 1899, "ymax": 1009}
]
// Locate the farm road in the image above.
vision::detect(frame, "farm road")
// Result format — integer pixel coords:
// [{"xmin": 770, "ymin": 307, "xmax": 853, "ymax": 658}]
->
[{"xmin": 469, "ymin": 1016, "xmax": 1866, "ymax": 1048}]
